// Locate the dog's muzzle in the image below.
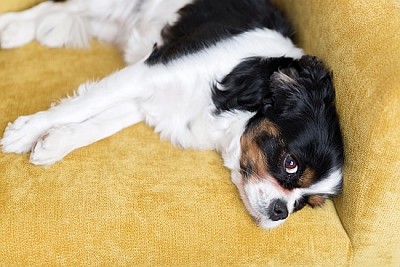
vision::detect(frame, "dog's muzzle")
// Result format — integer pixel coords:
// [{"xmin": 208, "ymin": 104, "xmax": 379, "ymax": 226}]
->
[{"xmin": 268, "ymin": 199, "xmax": 288, "ymax": 221}]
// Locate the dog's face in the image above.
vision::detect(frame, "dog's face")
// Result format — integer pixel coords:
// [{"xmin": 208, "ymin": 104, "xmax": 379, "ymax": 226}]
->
[
  {"xmin": 221, "ymin": 56, "xmax": 344, "ymax": 228},
  {"xmin": 239, "ymin": 113, "xmax": 343, "ymax": 228}
]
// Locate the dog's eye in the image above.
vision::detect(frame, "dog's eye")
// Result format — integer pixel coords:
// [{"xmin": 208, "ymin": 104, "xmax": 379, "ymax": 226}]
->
[{"xmin": 284, "ymin": 155, "xmax": 298, "ymax": 174}]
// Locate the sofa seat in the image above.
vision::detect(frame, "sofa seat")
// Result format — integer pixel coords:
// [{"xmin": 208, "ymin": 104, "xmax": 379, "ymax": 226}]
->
[{"xmin": 1, "ymin": 0, "xmax": 399, "ymax": 266}]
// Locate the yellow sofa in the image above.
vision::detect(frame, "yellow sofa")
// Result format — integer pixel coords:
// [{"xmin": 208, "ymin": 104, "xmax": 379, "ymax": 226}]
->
[{"xmin": 0, "ymin": 1, "xmax": 399, "ymax": 266}]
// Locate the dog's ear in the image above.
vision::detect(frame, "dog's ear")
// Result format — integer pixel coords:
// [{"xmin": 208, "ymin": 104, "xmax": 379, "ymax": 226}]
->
[
  {"xmin": 266, "ymin": 55, "xmax": 335, "ymax": 120},
  {"xmin": 212, "ymin": 57, "xmax": 294, "ymax": 113},
  {"xmin": 296, "ymin": 55, "xmax": 335, "ymax": 105}
]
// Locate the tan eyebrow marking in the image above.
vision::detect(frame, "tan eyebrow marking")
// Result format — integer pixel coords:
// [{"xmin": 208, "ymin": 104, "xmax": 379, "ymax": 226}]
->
[{"xmin": 298, "ymin": 167, "xmax": 316, "ymax": 188}]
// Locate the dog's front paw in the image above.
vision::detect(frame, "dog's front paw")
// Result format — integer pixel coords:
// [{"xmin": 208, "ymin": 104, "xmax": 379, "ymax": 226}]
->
[
  {"xmin": 30, "ymin": 126, "xmax": 76, "ymax": 166},
  {"xmin": 0, "ymin": 18, "xmax": 35, "ymax": 49},
  {"xmin": 1, "ymin": 114, "xmax": 50, "ymax": 154}
]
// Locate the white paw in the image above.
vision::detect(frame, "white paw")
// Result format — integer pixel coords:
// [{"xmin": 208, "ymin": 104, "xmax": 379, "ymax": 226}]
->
[
  {"xmin": 30, "ymin": 126, "xmax": 76, "ymax": 166},
  {"xmin": 0, "ymin": 19, "xmax": 35, "ymax": 49},
  {"xmin": 1, "ymin": 114, "xmax": 50, "ymax": 154}
]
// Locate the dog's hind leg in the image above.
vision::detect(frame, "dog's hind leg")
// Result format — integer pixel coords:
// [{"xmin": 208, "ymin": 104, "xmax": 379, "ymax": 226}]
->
[
  {"xmin": 0, "ymin": 1, "xmax": 90, "ymax": 49},
  {"xmin": 29, "ymin": 101, "xmax": 143, "ymax": 165},
  {"xmin": 0, "ymin": 0, "xmax": 137, "ymax": 49}
]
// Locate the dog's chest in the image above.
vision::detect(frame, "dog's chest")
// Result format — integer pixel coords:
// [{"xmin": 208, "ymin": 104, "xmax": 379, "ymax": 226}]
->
[{"xmin": 139, "ymin": 79, "xmax": 217, "ymax": 150}]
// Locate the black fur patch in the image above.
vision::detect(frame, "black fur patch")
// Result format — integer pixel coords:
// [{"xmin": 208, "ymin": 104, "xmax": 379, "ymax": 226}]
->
[
  {"xmin": 212, "ymin": 57, "xmax": 294, "ymax": 113},
  {"xmin": 272, "ymin": 57, "xmax": 343, "ymax": 191},
  {"xmin": 225, "ymin": 55, "xmax": 344, "ymax": 193},
  {"xmin": 145, "ymin": 0, "xmax": 293, "ymax": 65}
]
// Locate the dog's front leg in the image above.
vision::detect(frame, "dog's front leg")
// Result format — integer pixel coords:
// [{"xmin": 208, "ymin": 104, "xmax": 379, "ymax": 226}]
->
[
  {"xmin": 1, "ymin": 63, "xmax": 153, "ymax": 158},
  {"xmin": 29, "ymin": 101, "xmax": 143, "ymax": 165}
]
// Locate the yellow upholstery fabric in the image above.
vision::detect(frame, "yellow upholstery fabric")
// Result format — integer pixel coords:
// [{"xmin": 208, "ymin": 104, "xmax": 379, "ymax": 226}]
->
[
  {"xmin": 0, "ymin": 0, "xmax": 398, "ymax": 266},
  {"xmin": 0, "ymin": 0, "xmax": 44, "ymax": 13},
  {"xmin": 275, "ymin": 1, "xmax": 400, "ymax": 265}
]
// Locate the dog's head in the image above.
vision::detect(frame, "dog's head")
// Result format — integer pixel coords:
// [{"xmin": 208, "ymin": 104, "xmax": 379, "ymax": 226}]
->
[{"xmin": 213, "ymin": 55, "xmax": 344, "ymax": 228}]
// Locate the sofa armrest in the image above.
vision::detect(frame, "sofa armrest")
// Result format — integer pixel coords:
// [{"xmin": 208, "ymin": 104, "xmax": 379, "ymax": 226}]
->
[{"xmin": 275, "ymin": 0, "xmax": 400, "ymax": 265}]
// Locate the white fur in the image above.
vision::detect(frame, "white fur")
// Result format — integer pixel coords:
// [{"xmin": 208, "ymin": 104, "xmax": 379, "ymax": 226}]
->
[
  {"xmin": 242, "ymin": 168, "xmax": 343, "ymax": 228},
  {"xmin": 301, "ymin": 168, "xmax": 343, "ymax": 196},
  {"xmin": 1, "ymin": 25, "xmax": 302, "ymax": 161},
  {"xmin": 0, "ymin": 0, "xmax": 191, "ymax": 62},
  {"xmin": 0, "ymin": 0, "xmax": 320, "ymax": 229}
]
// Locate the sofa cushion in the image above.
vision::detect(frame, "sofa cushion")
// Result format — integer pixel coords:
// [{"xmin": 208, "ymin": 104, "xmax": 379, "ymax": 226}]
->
[{"xmin": 0, "ymin": 5, "xmax": 353, "ymax": 266}]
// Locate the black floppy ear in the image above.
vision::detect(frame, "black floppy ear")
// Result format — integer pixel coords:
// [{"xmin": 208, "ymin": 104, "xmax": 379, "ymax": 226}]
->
[
  {"xmin": 267, "ymin": 55, "xmax": 335, "ymax": 119},
  {"xmin": 212, "ymin": 57, "xmax": 294, "ymax": 113},
  {"xmin": 296, "ymin": 55, "xmax": 335, "ymax": 105}
]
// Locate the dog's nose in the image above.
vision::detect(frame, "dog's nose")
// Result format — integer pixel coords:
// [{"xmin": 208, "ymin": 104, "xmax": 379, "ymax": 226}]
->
[{"xmin": 268, "ymin": 199, "xmax": 288, "ymax": 221}]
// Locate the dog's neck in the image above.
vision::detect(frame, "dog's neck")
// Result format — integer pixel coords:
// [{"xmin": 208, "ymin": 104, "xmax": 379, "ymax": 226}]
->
[{"xmin": 212, "ymin": 110, "xmax": 254, "ymax": 175}]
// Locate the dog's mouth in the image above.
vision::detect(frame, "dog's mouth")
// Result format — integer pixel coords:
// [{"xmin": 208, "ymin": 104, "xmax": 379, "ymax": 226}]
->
[
  {"xmin": 255, "ymin": 199, "xmax": 289, "ymax": 229},
  {"xmin": 257, "ymin": 216, "xmax": 287, "ymax": 229},
  {"xmin": 234, "ymin": 178, "xmax": 291, "ymax": 229},
  {"xmin": 245, "ymin": 197, "xmax": 289, "ymax": 229},
  {"xmin": 247, "ymin": 196, "xmax": 290, "ymax": 229}
]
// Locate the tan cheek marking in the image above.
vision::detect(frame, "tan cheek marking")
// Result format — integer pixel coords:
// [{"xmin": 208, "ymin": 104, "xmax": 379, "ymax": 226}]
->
[
  {"xmin": 240, "ymin": 118, "xmax": 280, "ymax": 184},
  {"xmin": 298, "ymin": 167, "xmax": 316, "ymax": 188},
  {"xmin": 240, "ymin": 137, "xmax": 266, "ymax": 182},
  {"xmin": 240, "ymin": 128, "xmax": 271, "ymax": 182},
  {"xmin": 308, "ymin": 195, "xmax": 326, "ymax": 207}
]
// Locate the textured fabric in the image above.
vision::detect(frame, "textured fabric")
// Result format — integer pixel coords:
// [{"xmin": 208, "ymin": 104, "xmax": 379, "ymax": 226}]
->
[
  {"xmin": 0, "ymin": 0, "xmax": 44, "ymax": 13},
  {"xmin": 275, "ymin": 0, "xmax": 400, "ymax": 266},
  {"xmin": 0, "ymin": 0, "xmax": 398, "ymax": 266},
  {"xmin": 0, "ymin": 42, "xmax": 351, "ymax": 266}
]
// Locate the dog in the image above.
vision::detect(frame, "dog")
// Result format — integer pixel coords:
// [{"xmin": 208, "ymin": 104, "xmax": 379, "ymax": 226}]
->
[{"xmin": 0, "ymin": 0, "xmax": 344, "ymax": 229}]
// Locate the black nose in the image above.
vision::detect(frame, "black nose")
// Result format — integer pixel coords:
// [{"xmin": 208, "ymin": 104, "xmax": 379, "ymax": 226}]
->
[{"xmin": 268, "ymin": 199, "xmax": 288, "ymax": 221}]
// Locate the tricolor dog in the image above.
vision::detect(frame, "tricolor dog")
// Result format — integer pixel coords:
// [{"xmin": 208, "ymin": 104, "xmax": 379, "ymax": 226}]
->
[{"xmin": 0, "ymin": 0, "xmax": 344, "ymax": 228}]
